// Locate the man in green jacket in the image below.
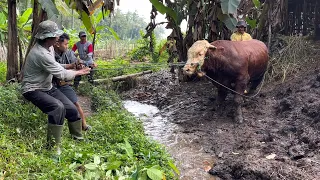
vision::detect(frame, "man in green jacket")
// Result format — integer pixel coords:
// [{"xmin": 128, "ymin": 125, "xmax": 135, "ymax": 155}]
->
[{"xmin": 21, "ymin": 20, "xmax": 91, "ymax": 154}]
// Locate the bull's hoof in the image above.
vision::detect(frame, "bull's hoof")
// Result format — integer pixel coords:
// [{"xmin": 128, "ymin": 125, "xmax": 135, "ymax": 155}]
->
[{"xmin": 235, "ymin": 116, "xmax": 244, "ymax": 123}]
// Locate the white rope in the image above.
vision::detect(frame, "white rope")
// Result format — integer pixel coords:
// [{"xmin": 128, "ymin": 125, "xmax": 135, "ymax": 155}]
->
[{"xmin": 202, "ymin": 71, "xmax": 266, "ymax": 98}]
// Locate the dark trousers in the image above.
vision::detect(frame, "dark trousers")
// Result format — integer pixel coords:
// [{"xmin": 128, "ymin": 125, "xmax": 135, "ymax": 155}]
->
[{"xmin": 23, "ymin": 87, "xmax": 80, "ymax": 125}]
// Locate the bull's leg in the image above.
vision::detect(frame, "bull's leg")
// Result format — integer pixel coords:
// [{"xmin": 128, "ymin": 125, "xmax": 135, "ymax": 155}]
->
[
  {"xmin": 217, "ymin": 87, "xmax": 228, "ymax": 104},
  {"xmin": 211, "ymin": 86, "xmax": 228, "ymax": 112},
  {"xmin": 249, "ymin": 73, "xmax": 264, "ymax": 94},
  {"xmin": 213, "ymin": 79, "xmax": 230, "ymax": 103},
  {"xmin": 211, "ymin": 81, "xmax": 229, "ymax": 111},
  {"xmin": 234, "ymin": 93, "xmax": 244, "ymax": 123},
  {"xmin": 234, "ymin": 76, "xmax": 249, "ymax": 123}
]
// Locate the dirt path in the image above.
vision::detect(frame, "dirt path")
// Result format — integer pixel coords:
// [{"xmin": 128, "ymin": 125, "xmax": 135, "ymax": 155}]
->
[
  {"xmin": 122, "ymin": 69, "xmax": 320, "ymax": 179},
  {"xmin": 78, "ymin": 95, "xmax": 92, "ymax": 117}
]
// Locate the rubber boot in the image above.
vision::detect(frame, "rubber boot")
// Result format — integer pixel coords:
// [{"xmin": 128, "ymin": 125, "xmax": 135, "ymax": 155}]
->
[
  {"xmin": 68, "ymin": 120, "xmax": 84, "ymax": 140},
  {"xmin": 47, "ymin": 123, "xmax": 63, "ymax": 155}
]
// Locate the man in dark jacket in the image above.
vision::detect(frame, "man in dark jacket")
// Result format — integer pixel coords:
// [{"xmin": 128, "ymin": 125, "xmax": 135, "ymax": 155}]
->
[{"xmin": 53, "ymin": 33, "xmax": 92, "ymax": 131}]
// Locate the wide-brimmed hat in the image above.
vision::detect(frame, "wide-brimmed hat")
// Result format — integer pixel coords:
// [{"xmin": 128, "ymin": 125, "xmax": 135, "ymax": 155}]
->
[
  {"xmin": 236, "ymin": 20, "xmax": 247, "ymax": 28},
  {"xmin": 35, "ymin": 20, "xmax": 64, "ymax": 40},
  {"xmin": 79, "ymin": 31, "xmax": 87, "ymax": 37}
]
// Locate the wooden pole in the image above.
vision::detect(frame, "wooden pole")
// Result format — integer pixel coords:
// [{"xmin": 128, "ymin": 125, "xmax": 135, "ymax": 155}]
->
[
  {"xmin": 111, "ymin": 70, "xmax": 152, "ymax": 82},
  {"xmin": 79, "ymin": 70, "xmax": 153, "ymax": 84}
]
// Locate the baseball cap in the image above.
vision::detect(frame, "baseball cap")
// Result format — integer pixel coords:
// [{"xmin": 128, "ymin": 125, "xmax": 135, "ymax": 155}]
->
[{"xmin": 79, "ymin": 31, "xmax": 87, "ymax": 37}]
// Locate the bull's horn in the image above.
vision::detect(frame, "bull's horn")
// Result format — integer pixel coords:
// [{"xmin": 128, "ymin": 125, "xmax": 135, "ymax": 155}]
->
[
  {"xmin": 207, "ymin": 44, "xmax": 217, "ymax": 49},
  {"xmin": 205, "ymin": 42, "xmax": 216, "ymax": 49}
]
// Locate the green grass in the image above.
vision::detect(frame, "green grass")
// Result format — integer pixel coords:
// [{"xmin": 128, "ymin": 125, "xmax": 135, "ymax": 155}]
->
[{"xmin": 0, "ymin": 84, "xmax": 178, "ymax": 179}]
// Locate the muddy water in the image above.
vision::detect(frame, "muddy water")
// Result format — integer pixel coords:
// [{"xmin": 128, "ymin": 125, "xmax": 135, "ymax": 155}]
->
[{"xmin": 123, "ymin": 100, "xmax": 216, "ymax": 180}]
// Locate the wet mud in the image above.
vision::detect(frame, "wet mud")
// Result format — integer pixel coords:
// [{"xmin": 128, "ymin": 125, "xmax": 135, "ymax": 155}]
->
[{"xmin": 122, "ymin": 69, "xmax": 320, "ymax": 180}]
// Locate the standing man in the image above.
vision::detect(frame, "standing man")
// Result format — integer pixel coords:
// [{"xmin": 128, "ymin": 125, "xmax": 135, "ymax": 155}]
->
[
  {"xmin": 72, "ymin": 31, "xmax": 95, "ymax": 87},
  {"xmin": 53, "ymin": 33, "xmax": 92, "ymax": 131},
  {"xmin": 166, "ymin": 36, "xmax": 178, "ymax": 73},
  {"xmin": 230, "ymin": 20, "xmax": 253, "ymax": 41},
  {"xmin": 21, "ymin": 20, "xmax": 91, "ymax": 154}
]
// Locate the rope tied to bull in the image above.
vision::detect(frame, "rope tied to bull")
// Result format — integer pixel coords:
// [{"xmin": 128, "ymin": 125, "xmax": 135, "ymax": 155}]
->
[{"xmin": 199, "ymin": 69, "xmax": 266, "ymax": 99}]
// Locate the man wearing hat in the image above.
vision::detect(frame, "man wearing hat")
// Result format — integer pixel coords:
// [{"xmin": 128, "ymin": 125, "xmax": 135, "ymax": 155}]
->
[
  {"xmin": 230, "ymin": 20, "xmax": 252, "ymax": 41},
  {"xmin": 72, "ymin": 31, "xmax": 95, "ymax": 87},
  {"xmin": 21, "ymin": 20, "xmax": 91, "ymax": 154}
]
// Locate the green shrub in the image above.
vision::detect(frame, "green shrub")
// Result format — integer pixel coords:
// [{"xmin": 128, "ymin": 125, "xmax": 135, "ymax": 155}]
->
[
  {"xmin": 0, "ymin": 62, "xmax": 6, "ymax": 83},
  {"xmin": 128, "ymin": 31, "xmax": 151, "ymax": 62}
]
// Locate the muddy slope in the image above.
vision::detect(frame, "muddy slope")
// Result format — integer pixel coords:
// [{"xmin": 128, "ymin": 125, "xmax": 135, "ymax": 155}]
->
[{"xmin": 122, "ymin": 69, "xmax": 320, "ymax": 179}]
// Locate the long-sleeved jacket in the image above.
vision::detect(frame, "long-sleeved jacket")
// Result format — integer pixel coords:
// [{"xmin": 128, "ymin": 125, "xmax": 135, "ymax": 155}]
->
[{"xmin": 21, "ymin": 43, "xmax": 77, "ymax": 94}]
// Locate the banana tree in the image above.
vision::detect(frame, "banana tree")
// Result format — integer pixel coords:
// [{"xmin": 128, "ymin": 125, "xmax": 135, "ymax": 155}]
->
[
  {"xmin": 34, "ymin": 0, "xmax": 119, "ymax": 47},
  {"xmin": 19, "ymin": 0, "xmax": 120, "ymax": 81},
  {"xmin": 90, "ymin": 10, "xmax": 120, "ymax": 54},
  {"xmin": 148, "ymin": 0, "xmax": 241, "ymax": 63}
]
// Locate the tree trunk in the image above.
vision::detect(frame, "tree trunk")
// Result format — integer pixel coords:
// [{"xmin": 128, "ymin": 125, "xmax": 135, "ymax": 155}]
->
[
  {"xmin": 25, "ymin": 0, "xmax": 47, "ymax": 59},
  {"xmin": 19, "ymin": 0, "xmax": 47, "ymax": 82},
  {"xmin": 92, "ymin": 31, "xmax": 96, "ymax": 58},
  {"xmin": 7, "ymin": 0, "xmax": 19, "ymax": 81}
]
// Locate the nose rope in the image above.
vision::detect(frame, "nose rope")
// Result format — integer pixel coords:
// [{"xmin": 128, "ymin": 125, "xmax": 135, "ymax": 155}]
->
[{"xmin": 200, "ymin": 70, "xmax": 266, "ymax": 99}]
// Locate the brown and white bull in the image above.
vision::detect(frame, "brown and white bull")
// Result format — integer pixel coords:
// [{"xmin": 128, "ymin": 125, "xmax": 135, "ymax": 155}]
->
[{"xmin": 183, "ymin": 39, "xmax": 269, "ymax": 123}]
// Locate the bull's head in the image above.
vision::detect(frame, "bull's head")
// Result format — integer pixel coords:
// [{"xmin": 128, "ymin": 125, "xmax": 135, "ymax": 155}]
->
[{"xmin": 183, "ymin": 40, "xmax": 216, "ymax": 77}]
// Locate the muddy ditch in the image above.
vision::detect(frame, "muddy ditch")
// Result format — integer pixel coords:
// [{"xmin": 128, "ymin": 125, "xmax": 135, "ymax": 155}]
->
[{"xmin": 120, "ymin": 69, "xmax": 320, "ymax": 179}]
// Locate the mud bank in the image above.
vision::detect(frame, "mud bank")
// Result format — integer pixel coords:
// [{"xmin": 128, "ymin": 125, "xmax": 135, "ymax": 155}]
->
[{"xmin": 122, "ymin": 69, "xmax": 320, "ymax": 179}]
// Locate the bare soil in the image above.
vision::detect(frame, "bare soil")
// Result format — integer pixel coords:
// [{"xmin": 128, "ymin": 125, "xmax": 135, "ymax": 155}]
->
[
  {"xmin": 78, "ymin": 95, "xmax": 92, "ymax": 117},
  {"xmin": 122, "ymin": 68, "xmax": 320, "ymax": 180}
]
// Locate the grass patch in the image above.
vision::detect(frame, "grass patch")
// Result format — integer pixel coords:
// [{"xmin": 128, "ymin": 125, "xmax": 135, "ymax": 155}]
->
[
  {"xmin": 267, "ymin": 36, "xmax": 317, "ymax": 82},
  {"xmin": 0, "ymin": 84, "xmax": 178, "ymax": 179}
]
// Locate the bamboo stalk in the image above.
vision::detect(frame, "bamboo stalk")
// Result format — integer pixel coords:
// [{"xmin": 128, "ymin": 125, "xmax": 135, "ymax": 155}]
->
[
  {"xmin": 79, "ymin": 70, "xmax": 153, "ymax": 84},
  {"xmin": 111, "ymin": 70, "xmax": 152, "ymax": 82}
]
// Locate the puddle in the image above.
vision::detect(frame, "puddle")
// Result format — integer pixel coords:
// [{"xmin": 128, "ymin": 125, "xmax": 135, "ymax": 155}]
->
[{"xmin": 123, "ymin": 100, "xmax": 216, "ymax": 180}]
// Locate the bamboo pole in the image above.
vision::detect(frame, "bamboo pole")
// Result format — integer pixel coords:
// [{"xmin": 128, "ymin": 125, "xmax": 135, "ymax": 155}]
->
[
  {"xmin": 111, "ymin": 70, "xmax": 152, "ymax": 82},
  {"xmin": 79, "ymin": 70, "xmax": 153, "ymax": 84}
]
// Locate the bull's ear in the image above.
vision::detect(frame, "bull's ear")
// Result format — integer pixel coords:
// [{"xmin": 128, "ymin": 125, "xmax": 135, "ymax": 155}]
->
[{"xmin": 217, "ymin": 47, "xmax": 224, "ymax": 51}]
